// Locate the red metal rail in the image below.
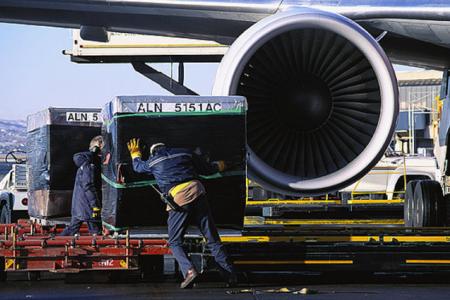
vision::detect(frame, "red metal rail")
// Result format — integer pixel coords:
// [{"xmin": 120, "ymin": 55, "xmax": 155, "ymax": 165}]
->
[{"xmin": 0, "ymin": 220, "xmax": 171, "ymax": 273}]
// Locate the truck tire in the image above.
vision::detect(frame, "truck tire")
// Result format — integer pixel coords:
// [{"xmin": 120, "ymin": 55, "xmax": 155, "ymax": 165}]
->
[
  {"xmin": 27, "ymin": 271, "xmax": 40, "ymax": 281},
  {"xmin": 413, "ymin": 180, "xmax": 446, "ymax": 227},
  {"xmin": 444, "ymin": 194, "xmax": 450, "ymax": 226},
  {"xmin": 404, "ymin": 180, "xmax": 420, "ymax": 227},
  {"xmin": 0, "ymin": 203, "xmax": 10, "ymax": 224},
  {"xmin": 0, "ymin": 192, "xmax": 12, "ymax": 224},
  {"xmin": 0, "ymin": 257, "xmax": 6, "ymax": 282}
]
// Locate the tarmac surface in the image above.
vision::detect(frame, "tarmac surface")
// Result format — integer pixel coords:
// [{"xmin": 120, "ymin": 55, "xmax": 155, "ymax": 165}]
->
[{"xmin": 3, "ymin": 272, "xmax": 450, "ymax": 300}]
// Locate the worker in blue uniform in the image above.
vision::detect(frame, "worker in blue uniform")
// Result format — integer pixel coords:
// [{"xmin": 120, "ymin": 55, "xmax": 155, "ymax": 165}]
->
[
  {"xmin": 127, "ymin": 138, "xmax": 237, "ymax": 289},
  {"xmin": 60, "ymin": 136, "xmax": 103, "ymax": 236}
]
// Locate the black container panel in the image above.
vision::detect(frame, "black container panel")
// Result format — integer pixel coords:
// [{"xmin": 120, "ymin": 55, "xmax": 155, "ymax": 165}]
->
[{"xmin": 102, "ymin": 114, "xmax": 246, "ymax": 229}]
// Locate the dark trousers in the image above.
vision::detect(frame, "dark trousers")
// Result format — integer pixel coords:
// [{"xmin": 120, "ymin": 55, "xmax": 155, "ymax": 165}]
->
[
  {"xmin": 60, "ymin": 216, "xmax": 101, "ymax": 236},
  {"xmin": 167, "ymin": 195, "xmax": 234, "ymax": 278}
]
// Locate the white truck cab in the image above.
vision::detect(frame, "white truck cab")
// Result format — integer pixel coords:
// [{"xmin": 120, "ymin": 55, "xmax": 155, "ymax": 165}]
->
[
  {"xmin": 0, "ymin": 163, "xmax": 28, "ymax": 223},
  {"xmin": 341, "ymin": 153, "xmax": 439, "ymax": 201}
]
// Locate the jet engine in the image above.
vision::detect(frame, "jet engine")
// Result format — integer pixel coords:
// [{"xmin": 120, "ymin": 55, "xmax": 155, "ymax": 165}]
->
[{"xmin": 213, "ymin": 8, "xmax": 399, "ymax": 195}]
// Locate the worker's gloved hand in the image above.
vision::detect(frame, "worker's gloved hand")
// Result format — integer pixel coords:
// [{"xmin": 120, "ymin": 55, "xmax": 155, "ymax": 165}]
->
[
  {"xmin": 213, "ymin": 160, "xmax": 227, "ymax": 172},
  {"xmin": 92, "ymin": 207, "xmax": 101, "ymax": 219},
  {"xmin": 127, "ymin": 138, "xmax": 142, "ymax": 159}
]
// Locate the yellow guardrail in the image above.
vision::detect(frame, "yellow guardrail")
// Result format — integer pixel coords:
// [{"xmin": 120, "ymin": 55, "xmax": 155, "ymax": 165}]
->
[
  {"xmin": 221, "ymin": 235, "xmax": 380, "ymax": 243},
  {"xmin": 247, "ymin": 153, "xmax": 409, "ymax": 206},
  {"xmin": 384, "ymin": 236, "xmax": 450, "ymax": 243},
  {"xmin": 350, "ymin": 155, "xmax": 407, "ymax": 201},
  {"xmin": 243, "ymin": 216, "xmax": 404, "ymax": 226},
  {"xmin": 247, "ymin": 199, "xmax": 342, "ymax": 206},
  {"xmin": 233, "ymin": 260, "xmax": 354, "ymax": 265}
]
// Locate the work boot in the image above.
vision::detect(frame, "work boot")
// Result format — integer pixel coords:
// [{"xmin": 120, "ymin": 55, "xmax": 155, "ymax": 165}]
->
[
  {"xmin": 180, "ymin": 268, "xmax": 198, "ymax": 289},
  {"xmin": 226, "ymin": 272, "xmax": 238, "ymax": 288},
  {"xmin": 217, "ymin": 265, "xmax": 238, "ymax": 287}
]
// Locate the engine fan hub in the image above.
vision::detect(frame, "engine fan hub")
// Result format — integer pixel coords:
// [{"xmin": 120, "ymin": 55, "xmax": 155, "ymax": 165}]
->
[{"xmin": 278, "ymin": 75, "xmax": 332, "ymax": 131}]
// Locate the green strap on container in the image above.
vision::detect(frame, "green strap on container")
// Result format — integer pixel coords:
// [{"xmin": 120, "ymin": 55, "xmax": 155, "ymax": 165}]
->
[
  {"xmin": 104, "ymin": 109, "xmax": 245, "ymax": 127},
  {"xmin": 101, "ymin": 170, "xmax": 244, "ymax": 189},
  {"xmin": 102, "ymin": 221, "xmax": 128, "ymax": 232},
  {"xmin": 101, "ymin": 170, "xmax": 244, "ymax": 232}
]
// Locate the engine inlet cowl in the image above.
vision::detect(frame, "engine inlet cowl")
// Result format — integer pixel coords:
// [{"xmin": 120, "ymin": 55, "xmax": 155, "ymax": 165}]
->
[{"xmin": 213, "ymin": 8, "xmax": 398, "ymax": 195}]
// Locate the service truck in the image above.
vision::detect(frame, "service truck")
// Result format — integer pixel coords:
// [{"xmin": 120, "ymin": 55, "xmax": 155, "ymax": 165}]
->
[{"xmin": 0, "ymin": 152, "xmax": 28, "ymax": 224}]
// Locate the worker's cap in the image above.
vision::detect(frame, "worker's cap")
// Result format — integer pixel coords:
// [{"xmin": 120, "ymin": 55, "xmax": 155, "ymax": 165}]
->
[
  {"xmin": 89, "ymin": 135, "xmax": 104, "ymax": 152},
  {"xmin": 150, "ymin": 143, "xmax": 165, "ymax": 155}
]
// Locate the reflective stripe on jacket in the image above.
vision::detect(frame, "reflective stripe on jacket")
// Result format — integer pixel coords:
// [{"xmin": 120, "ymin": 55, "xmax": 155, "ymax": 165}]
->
[{"xmin": 132, "ymin": 147, "xmax": 218, "ymax": 194}]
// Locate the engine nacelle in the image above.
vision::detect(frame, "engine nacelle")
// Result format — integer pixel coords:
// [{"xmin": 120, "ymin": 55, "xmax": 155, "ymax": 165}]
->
[{"xmin": 213, "ymin": 8, "xmax": 398, "ymax": 195}]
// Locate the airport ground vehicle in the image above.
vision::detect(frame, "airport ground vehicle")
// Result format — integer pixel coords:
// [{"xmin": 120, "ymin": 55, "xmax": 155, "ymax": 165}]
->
[
  {"xmin": 0, "ymin": 152, "xmax": 28, "ymax": 224},
  {"xmin": 246, "ymin": 152, "xmax": 439, "ymax": 226},
  {"xmin": 0, "ymin": 149, "xmax": 449, "ymax": 281},
  {"xmin": 1, "ymin": 96, "xmax": 449, "ymax": 282},
  {"xmin": 5, "ymin": 219, "xmax": 450, "ymax": 282}
]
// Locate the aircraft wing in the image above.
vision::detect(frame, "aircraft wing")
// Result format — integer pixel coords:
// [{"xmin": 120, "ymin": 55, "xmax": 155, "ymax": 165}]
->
[
  {"xmin": 2, "ymin": 0, "xmax": 450, "ymax": 67},
  {"xmin": 0, "ymin": 0, "xmax": 281, "ymax": 44}
]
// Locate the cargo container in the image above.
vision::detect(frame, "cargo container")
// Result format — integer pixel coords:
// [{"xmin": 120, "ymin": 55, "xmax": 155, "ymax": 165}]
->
[
  {"xmin": 26, "ymin": 108, "xmax": 102, "ymax": 219},
  {"xmin": 101, "ymin": 96, "xmax": 247, "ymax": 231}
]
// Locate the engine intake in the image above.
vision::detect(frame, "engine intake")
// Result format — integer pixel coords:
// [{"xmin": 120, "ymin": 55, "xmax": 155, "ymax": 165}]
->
[{"xmin": 213, "ymin": 8, "xmax": 398, "ymax": 195}]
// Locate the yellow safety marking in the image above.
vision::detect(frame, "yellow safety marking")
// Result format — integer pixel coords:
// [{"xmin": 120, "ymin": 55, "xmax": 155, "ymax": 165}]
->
[
  {"xmin": 243, "ymin": 216, "xmax": 264, "ymax": 225},
  {"xmin": 406, "ymin": 260, "xmax": 450, "ymax": 264},
  {"xmin": 366, "ymin": 171, "xmax": 403, "ymax": 175},
  {"xmin": 350, "ymin": 191, "xmax": 405, "ymax": 195},
  {"xmin": 221, "ymin": 236, "xmax": 380, "ymax": 243},
  {"xmin": 234, "ymin": 260, "xmax": 353, "ymax": 265},
  {"xmin": 246, "ymin": 219, "xmax": 405, "ymax": 225},
  {"xmin": 246, "ymin": 200, "xmax": 341, "ymax": 206},
  {"xmin": 81, "ymin": 43, "xmax": 226, "ymax": 49},
  {"xmin": 384, "ymin": 236, "xmax": 450, "ymax": 243},
  {"xmin": 120, "ymin": 260, "xmax": 127, "ymax": 268},
  {"xmin": 347, "ymin": 199, "xmax": 404, "ymax": 205},
  {"xmin": 371, "ymin": 166, "xmax": 398, "ymax": 170},
  {"xmin": 5, "ymin": 259, "xmax": 14, "ymax": 270}
]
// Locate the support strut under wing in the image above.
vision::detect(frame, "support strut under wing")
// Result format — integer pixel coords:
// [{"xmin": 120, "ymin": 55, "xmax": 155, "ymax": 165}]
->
[{"xmin": 131, "ymin": 62, "xmax": 198, "ymax": 96}]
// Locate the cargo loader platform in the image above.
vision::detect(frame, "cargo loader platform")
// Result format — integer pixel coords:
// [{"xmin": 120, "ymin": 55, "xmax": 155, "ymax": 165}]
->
[{"xmin": 4, "ymin": 220, "xmax": 450, "ymax": 281}]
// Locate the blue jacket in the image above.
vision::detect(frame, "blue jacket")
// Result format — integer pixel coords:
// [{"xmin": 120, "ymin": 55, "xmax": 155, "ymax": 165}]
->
[
  {"xmin": 71, "ymin": 151, "xmax": 101, "ymax": 220},
  {"xmin": 132, "ymin": 147, "xmax": 218, "ymax": 194}
]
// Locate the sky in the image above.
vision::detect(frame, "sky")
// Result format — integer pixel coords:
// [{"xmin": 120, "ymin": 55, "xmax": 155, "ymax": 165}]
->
[
  {"xmin": 0, "ymin": 24, "xmax": 218, "ymax": 120},
  {"xmin": 0, "ymin": 23, "xmax": 421, "ymax": 121}
]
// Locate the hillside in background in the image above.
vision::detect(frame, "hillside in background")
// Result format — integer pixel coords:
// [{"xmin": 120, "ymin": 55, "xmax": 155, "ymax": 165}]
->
[{"xmin": 0, "ymin": 119, "xmax": 26, "ymax": 154}]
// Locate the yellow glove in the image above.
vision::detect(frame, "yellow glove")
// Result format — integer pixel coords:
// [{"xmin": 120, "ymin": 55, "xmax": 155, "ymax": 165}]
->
[
  {"xmin": 127, "ymin": 138, "xmax": 142, "ymax": 159},
  {"xmin": 215, "ymin": 160, "xmax": 226, "ymax": 172},
  {"xmin": 92, "ymin": 207, "xmax": 101, "ymax": 219}
]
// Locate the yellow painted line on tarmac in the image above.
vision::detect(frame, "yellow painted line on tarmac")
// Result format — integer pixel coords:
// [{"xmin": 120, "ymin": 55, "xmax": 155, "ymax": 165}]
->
[
  {"xmin": 406, "ymin": 260, "xmax": 450, "ymax": 264},
  {"xmin": 347, "ymin": 199, "xmax": 404, "ymax": 204},
  {"xmin": 234, "ymin": 260, "xmax": 353, "ymax": 265},
  {"xmin": 251, "ymin": 219, "xmax": 405, "ymax": 225},
  {"xmin": 384, "ymin": 236, "xmax": 450, "ymax": 243},
  {"xmin": 221, "ymin": 236, "xmax": 380, "ymax": 243},
  {"xmin": 246, "ymin": 200, "xmax": 341, "ymax": 206}
]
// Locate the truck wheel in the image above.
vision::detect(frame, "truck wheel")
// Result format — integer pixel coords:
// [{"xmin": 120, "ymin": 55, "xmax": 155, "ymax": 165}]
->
[
  {"xmin": 0, "ymin": 258, "xmax": 6, "ymax": 282},
  {"xmin": 413, "ymin": 180, "xmax": 445, "ymax": 227},
  {"xmin": 0, "ymin": 203, "xmax": 10, "ymax": 224},
  {"xmin": 404, "ymin": 180, "xmax": 420, "ymax": 227},
  {"xmin": 27, "ymin": 271, "xmax": 40, "ymax": 281},
  {"xmin": 444, "ymin": 194, "xmax": 450, "ymax": 226}
]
